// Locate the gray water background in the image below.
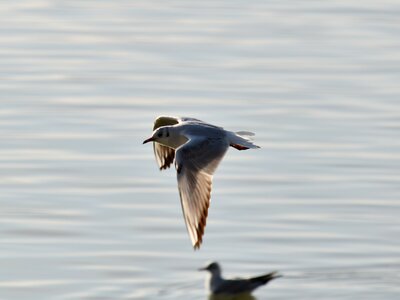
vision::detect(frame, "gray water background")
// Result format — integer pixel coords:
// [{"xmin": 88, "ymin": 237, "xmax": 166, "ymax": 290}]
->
[{"xmin": 1, "ymin": 1, "xmax": 400, "ymax": 299}]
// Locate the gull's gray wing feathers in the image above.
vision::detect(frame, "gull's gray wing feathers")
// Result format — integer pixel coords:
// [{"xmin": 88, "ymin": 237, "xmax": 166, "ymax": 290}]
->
[
  {"xmin": 175, "ymin": 136, "xmax": 229, "ymax": 249},
  {"xmin": 214, "ymin": 272, "xmax": 281, "ymax": 294},
  {"xmin": 214, "ymin": 279, "xmax": 253, "ymax": 294},
  {"xmin": 152, "ymin": 116, "xmax": 205, "ymax": 170}
]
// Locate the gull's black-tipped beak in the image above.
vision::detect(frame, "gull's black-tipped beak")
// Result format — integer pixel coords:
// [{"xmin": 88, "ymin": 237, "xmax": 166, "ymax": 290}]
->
[
  {"xmin": 143, "ymin": 137, "xmax": 154, "ymax": 144},
  {"xmin": 198, "ymin": 267, "xmax": 207, "ymax": 271}
]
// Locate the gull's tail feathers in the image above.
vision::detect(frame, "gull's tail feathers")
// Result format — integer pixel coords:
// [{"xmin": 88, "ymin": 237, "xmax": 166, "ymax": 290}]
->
[
  {"xmin": 250, "ymin": 271, "xmax": 282, "ymax": 285},
  {"xmin": 228, "ymin": 131, "xmax": 260, "ymax": 150}
]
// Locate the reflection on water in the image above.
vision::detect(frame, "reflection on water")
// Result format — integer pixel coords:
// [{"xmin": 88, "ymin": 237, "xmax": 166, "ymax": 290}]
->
[{"xmin": 1, "ymin": 0, "xmax": 400, "ymax": 300}]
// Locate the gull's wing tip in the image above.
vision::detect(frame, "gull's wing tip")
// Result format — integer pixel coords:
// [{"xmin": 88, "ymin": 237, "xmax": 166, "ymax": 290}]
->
[
  {"xmin": 271, "ymin": 271, "xmax": 283, "ymax": 279},
  {"xmin": 159, "ymin": 164, "xmax": 171, "ymax": 171},
  {"xmin": 191, "ymin": 231, "xmax": 204, "ymax": 250},
  {"xmin": 191, "ymin": 232, "xmax": 203, "ymax": 250},
  {"xmin": 193, "ymin": 242, "xmax": 201, "ymax": 250}
]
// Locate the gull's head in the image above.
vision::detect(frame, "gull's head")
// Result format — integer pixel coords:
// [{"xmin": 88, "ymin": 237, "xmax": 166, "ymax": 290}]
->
[
  {"xmin": 198, "ymin": 262, "xmax": 222, "ymax": 276},
  {"xmin": 143, "ymin": 127, "xmax": 170, "ymax": 144}
]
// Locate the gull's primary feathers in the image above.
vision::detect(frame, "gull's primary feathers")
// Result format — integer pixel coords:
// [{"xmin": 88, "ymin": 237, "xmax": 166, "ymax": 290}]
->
[
  {"xmin": 199, "ymin": 262, "xmax": 281, "ymax": 295},
  {"xmin": 143, "ymin": 116, "xmax": 259, "ymax": 249}
]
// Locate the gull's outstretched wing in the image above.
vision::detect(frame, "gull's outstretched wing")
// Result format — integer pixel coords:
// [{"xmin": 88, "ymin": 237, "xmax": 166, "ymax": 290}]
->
[
  {"xmin": 175, "ymin": 136, "xmax": 229, "ymax": 249},
  {"xmin": 152, "ymin": 116, "xmax": 205, "ymax": 170}
]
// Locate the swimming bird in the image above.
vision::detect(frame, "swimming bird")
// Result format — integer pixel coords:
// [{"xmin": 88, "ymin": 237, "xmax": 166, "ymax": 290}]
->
[
  {"xmin": 143, "ymin": 116, "xmax": 259, "ymax": 249},
  {"xmin": 199, "ymin": 262, "xmax": 281, "ymax": 295}
]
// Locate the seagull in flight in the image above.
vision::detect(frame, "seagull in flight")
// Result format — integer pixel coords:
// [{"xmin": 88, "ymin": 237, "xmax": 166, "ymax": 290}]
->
[
  {"xmin": 143, "ymin": 116, "xmax": 259, "ymax": 249},
  {"xmin": 199, "ymin": 262, "xmax": 281, "ymax": 295}
]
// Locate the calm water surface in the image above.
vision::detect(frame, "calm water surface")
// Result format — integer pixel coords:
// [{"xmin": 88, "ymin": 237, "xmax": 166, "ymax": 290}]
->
[{"xmin": 1, "ymin": 1, "xmax": 400, "ymax": 299}]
